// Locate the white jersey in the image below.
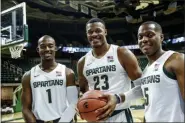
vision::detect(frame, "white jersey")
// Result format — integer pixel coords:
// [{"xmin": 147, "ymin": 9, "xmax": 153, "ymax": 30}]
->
[
  {"xmin": 141, "ymin": 51, "xmax": 184, "ymax": 122},
  {"xmin": 83, "ymin": 45, "xmax": 131, "ymax": 110},
  {"xmin": 30, "ymin": 63, "xmax": 67, "ymax": 121}
]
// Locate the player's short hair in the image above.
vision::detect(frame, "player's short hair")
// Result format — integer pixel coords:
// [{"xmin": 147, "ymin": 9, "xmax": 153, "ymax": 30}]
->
[
  {"xmin": 38, "ymin": 35, "xmax": 55, "ymax": 45},
  {"xmin": 86, "ymin": 18, "xmax": 106, "ymax": 27},
  {"xmin": 141, "ymin": 21, "xmax": 163, "ymax": 33}
]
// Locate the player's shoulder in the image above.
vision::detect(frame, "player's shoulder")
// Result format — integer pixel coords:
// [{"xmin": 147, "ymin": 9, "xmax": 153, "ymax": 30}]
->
[
  {"xmin": 117, "ymin": 46, "xmax": 134, "ymax": 56},
  {"xmin": 171, "ymin": 51, "xmax": 184, "ymax": 57},
  {"xmin": 77, "ymin": 56, "xmax": 86, "ymax": 65},
  {"xmin": 168, "ymin": 51, "xmax": 184, "ymax": 63},
  {"xmin": 23, "ymin": 70, "xmax": 31, "ymax": 78},
  {"xmin": 56, "ymin": 63, "xmax": 74, "ymax": 74},
  {"xmin": 21, "ymin": 70, "xmax": 31, "ymax": 85},
  {"xmin": 165, "ymin": 51, "xmax": 184, "ymax": 72},
  {"xmin": 65, "ymin": 67, "xmax": 75, "ymax": 76}
]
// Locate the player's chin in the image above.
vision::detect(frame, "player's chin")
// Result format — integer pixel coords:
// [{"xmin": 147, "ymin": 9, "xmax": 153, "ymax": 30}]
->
[
  {"xmin": 43, "ymin": 56, "xmax": 53, "ymax": 60},
  {"xmin": 143, "ymin": 51, "xmax": 152, "ymax": 56},
  {"xmin": 141, "ymin": 49, "xmax": 152, "ymax": 56},
  {"xmin": 91, "ymin": 44, "xmax": 102, "ymax": 48}
]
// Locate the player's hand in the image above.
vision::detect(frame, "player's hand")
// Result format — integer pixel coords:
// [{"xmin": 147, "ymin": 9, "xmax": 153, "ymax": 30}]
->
[
  {"xmin": 95, "ymin": 93, "xmax": 117, "ymax": 121},
  {"xmin": 75, "ymin": 106, "xmax": 84, "ymax": 120}
]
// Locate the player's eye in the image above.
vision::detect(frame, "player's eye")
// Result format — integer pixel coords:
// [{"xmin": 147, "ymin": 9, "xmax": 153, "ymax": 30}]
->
[
  {"xmin": 148, "ymin": 33, "xmax": 154, "ymax": 38},
  {"xmin": 48, "ymin": 45, "xmax": 54, "ymax": 48},
  {"xmin": 87, "ymin": 30, "xmax": 93, "ymax": 35},
  {"xmin": 40, "ymin": 45, "xmax": 46, "ymax": 49},
  {"xmin": 95, "ymin": 29, "xmax": 101, "ymax": 33},
  {"xmin": 138, "ymin": 35, "xmax": 143, "ymax": 40}
]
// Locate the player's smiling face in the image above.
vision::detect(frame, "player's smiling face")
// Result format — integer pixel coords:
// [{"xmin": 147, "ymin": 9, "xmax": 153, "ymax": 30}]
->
[
  {"xmin": 37, "ymin": 38, "xmax": 56, "ymax": 60},
  {"xmin": 138, "ymin": 24, "xmax": 163, "ymax": 56},
  {"xmin": 86, "ymin": 22, "xmax": 107, "ymax": 48}
]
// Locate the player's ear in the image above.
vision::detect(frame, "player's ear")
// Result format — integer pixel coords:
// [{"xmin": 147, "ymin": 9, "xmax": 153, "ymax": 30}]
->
[
  {"xmin": 55, "ymin": 46, "xmax": 57, "ymax": 51},
  {"xmin": 36, "ymin": 47, "xmax": 39, "ymax": 53},
  {"xmin": 160, "ymin": 34, "xmax": 164, "ymax": 41},
  {"xmin": 105, "ymin": 29, "xmax": 107, "ymax": 36}
]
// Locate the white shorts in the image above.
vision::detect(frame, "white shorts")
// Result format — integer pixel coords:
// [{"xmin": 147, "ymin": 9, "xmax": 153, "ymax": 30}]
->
[{"xmin": 103, "ymin": 108, "xmax": 133, "ymax": 122}]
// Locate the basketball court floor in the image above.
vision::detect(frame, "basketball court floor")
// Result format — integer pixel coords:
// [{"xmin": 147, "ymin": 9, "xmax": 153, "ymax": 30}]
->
[{"xmin": 2, "ymin": 109, "xmax": 144, "ymax": 122}]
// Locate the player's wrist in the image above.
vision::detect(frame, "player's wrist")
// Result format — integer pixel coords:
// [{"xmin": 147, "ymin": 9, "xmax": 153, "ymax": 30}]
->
[{"xmin": 114, "ymin": 94, "xmax": 122, "ymax": 104}]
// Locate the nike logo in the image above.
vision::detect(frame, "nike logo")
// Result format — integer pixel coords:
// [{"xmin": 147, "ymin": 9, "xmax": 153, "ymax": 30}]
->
[
  {"xmin": 34, "ymin": 75, "xmax": 39, "ymax": 77},
  {"xmin": 87, "ymin": 63, "xmax": 92, "ymax": 66}
]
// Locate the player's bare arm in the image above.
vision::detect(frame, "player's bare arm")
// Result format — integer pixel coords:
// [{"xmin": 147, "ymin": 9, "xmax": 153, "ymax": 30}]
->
[
  {"xmin": 66, "ymin": 67, "xmax": 76, "ymax": 86},
  {"xmin": 164, "ymin": 53, "xmax": 185, "ymax": 101},
  {"xmin": 118, "ymin": 47, "xmax": 142, "ymax": 80},
  {"xmin": 21, "ymin": 71, "xmax": 36, "ymax": 122},
  {"xmin": 77, "ymin": 56, "xmax": 89, "ymax": 93}
]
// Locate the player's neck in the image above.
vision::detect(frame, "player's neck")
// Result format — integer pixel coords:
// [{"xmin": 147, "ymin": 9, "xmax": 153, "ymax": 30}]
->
[
  {"xmin": 147, "ymin": 49, "xmax": 165, "ymax": 65},
  {"xmin": 40, "ymin": 59, "xmax": 57, "ymax": 70},
  {"xmin": 92, "ymin": 43, "xmax": 110, "ymax": 58}
]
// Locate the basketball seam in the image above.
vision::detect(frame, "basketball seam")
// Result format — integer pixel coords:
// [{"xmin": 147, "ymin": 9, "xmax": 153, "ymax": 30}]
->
[{"xmin": 78, "ymin": 97, "xmax": 107, "ymax": 102}]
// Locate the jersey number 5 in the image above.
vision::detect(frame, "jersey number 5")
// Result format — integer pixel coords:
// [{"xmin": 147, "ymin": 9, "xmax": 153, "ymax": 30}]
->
[
  {"xmin": 144, "ymin": 87, "xmax": 149, "ymax": 106},
  {"xmin": 46, "ymin": 89, "xmax": 52, "ymax": 103},
  {"xmin": 94, "ymin": 75, "xmax": 109, "ymax": 90}
]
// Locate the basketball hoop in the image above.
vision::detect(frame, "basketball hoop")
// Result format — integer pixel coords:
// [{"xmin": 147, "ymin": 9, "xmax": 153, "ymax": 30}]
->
[{"xmin": 9, "ymin": 44, "xmax": 24, "ymax": 59}]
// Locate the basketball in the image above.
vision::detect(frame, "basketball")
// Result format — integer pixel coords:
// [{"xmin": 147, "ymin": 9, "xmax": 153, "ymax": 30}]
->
[{"xmin": 77, "ymin": 90, "xmax": 107, "ymax": 122}]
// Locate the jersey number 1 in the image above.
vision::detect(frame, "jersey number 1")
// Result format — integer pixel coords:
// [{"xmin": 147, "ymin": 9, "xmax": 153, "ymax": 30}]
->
[{"xmin": 46, "ymin": 89, "xmax": 52, "ymax": 103}]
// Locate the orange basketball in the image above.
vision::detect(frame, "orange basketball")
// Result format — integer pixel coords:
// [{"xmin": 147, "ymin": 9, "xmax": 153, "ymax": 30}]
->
[{"xmin": 77, "ymin": 90, "xmax": 107, "ymax": 122}]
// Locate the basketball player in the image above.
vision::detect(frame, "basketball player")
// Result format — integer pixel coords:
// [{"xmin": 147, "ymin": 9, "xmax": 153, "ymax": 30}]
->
[
  {"xmin": 77, "ymin": 18, "xmax": 142, "ymax": 122},
  {"xmin": 21, "ymin": 35, "xmax": 78, "ymax": 122},
  {"xmin": 98, "ymin": 21, "xmax": 185, "ymax": 122}
]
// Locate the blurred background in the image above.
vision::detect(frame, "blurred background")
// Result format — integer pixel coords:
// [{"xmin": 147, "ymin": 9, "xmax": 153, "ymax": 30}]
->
[{"xmin": 1, "ymin": 0, "xmax": 184, "ymax": 122}]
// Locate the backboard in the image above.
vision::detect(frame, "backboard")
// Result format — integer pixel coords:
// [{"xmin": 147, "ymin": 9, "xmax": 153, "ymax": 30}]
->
[{"xmin": 1, "ymin": 2, "xmax": 28, "ymax": 50}]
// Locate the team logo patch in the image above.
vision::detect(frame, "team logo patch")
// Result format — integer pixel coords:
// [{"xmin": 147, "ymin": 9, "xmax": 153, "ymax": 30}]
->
[
  {"xmin": 56, "ymin": 71, "xmax": 62, "ymax": 76},
  {"xmin": 107, "ymin": 56, "xmax": 114, "ymax": 62},
  {"xmin": 154, "ymin": 64, "xmax": 160, "ymax": 71}
]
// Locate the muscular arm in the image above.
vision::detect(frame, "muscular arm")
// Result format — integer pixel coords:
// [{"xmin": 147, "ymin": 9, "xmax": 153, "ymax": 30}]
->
[
  {"xmin": 118, "ymin": 47, "xmax": 142, "ymax": 80},
  {"xmin": 77, "ymin": 56, "xmax": 89, "ymax": 93},
  {"xmin": 117, "ymin": 47, "xmax": 143, "ymax": 102},
  {"xmin": 66, "ymin": 68, "xmax": 76, "ymax": 87},
  {"xmin": 167, "ymin": 53, "xmax": 184, "ymax": 101},
  {"xmin": 21, "ymin": 71, "xmax": 36, "ymax": 122}
]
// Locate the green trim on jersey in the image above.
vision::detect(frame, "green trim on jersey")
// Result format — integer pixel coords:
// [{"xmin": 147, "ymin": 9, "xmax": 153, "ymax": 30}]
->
[{"xmin": 163, "ymin": 66, "xmax": 176, "ymax": 80}]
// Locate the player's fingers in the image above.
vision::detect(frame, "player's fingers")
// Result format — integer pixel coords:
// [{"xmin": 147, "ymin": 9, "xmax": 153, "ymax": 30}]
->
[
  {"xmin": 95, "ymin": 102, "xmax": 109, "ymax": 113},
  {"xmin": 98, "ymin": 93, "xmax": 110, "ymax": 99},
  {"xmin": 96, "ymin": 108, "xmax": 113, "ymax": 121}
]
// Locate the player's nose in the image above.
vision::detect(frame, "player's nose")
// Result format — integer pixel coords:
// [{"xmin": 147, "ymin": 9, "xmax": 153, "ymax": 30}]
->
[
  {"xmin": 141, "ymin": 36, "xmax": 149, "ymax": 42},
  {"xmin": 45, "ymin": 46, "xmax": 50, "ymax": 51},
  {"xmin": 91, "ymin": 31, "xmax": 98, "ymax": 37}
]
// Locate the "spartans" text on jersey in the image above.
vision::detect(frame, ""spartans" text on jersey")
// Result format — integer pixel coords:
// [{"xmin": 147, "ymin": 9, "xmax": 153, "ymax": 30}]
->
[
  {"xmin": 141, "ymin": 75, "xmax": 160, "ymax": 85},
  {"xmin": 33, "ymin": 79, "xmax": 63, "ymax": 88},
  {"xmin": 86, "ymin": 65, "xmax": 116, "ymax": 76}
]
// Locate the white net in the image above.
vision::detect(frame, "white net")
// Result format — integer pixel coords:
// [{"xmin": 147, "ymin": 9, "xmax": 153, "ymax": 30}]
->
[{"xmin": 9, "ymin": 44, "xmax": 24, "ymax": 59}]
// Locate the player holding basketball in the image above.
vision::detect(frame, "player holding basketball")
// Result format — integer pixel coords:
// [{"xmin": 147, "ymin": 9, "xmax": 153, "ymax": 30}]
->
[
  {"xmin": 21, "ymin": 35, "xmax": 78, "ymax": 122},
  {"xmin": 77, "ymin": 18, "xmax": 142, "ymax": 122},
  {"xmin": 98, "ymin": 21, "xmax": 184, "ymax": 122}
]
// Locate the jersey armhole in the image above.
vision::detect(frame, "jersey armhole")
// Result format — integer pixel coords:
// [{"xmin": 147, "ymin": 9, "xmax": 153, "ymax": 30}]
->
[
  {"xmin": 163, "ymin": 66, "xmax": 177, "ymax": 80},
  {"xmin": 116, "ymin": 46, "xmax": 125, "ymax": 69}
]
